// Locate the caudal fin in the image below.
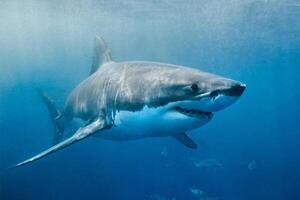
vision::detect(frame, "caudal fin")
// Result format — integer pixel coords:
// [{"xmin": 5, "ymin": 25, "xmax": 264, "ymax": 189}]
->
[{"xmin": 37, "ymin": 88, "xmax": 65, "ymax": 145}]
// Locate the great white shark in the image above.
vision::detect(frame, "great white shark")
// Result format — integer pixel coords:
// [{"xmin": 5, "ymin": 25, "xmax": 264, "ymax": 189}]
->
[{"xmin": 12, "ymin": 36, "xmax": 246, "ymax": 168}]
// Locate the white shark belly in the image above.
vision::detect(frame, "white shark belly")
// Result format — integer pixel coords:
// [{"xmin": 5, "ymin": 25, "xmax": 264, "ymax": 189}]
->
[
  {"xmin": 94, "ymin": 106, "xmax": 207, "ymax": 141},
  {"xmin": 95, "ymin": 124, "xmax": 155, "ymax": 140}
]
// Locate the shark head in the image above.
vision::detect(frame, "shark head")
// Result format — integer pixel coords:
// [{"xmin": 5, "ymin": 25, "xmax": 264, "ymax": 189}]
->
[
  {"xmin": 131, "ymin": 63, "xmax": 247, "ymax": 132},
  {"xmin": 142, "ymin": 64, "xmax": 245, "ymax": 110},
  {"xmin": 113, "ymin": 62, "xmax": 246, "ymax": 134},
  {"xmin": 162, "ymin": 68, "xmax": 246, "ymax": 113}
]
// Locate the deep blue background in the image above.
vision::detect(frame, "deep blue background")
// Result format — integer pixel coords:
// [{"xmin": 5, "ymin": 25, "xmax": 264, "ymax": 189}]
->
[{"xmin": 1, "ymin": 1, "xmax": 300, "ymax": 199}]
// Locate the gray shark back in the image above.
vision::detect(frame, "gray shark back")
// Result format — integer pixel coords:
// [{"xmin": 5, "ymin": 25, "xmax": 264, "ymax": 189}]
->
[{"xmin": 64, "ymin": 61, "xmax": 216, "ymax": 122}]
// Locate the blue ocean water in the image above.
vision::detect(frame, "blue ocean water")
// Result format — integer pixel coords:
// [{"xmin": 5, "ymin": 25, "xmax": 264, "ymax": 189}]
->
[{"xmin": 0, "ymin": 1, "xmax": 300, "ymax": 199}]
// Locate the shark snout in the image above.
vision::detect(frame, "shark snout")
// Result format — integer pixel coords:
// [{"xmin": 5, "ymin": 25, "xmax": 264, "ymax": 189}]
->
[
  {"xmin": 207, "ymin": 78, "xmax": 246, "ymax": 97},
  {"xmin": 200, "ymin": 81, "xmax": 246, "ymax": 112},
  {"xmin": 184, "ymin": 80, "xmax": 246, "ymax": 113},
  {"xmin": 219, "ymin": 83, "xmax": 246, "ymax": 97}
]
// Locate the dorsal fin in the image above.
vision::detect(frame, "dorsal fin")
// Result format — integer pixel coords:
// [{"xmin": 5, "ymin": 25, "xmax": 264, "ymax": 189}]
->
[{"xmin": 90, "ymin": 35, "xmax": 112, "ymax": 75}]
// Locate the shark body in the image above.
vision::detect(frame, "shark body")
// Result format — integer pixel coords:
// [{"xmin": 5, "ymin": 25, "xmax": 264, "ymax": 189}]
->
[{"xmin": 13, "ymin": 36, "xmax": 246, "ymax": 168}]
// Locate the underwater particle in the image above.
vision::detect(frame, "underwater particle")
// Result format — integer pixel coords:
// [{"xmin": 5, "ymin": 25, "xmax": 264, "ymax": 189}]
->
[
  {"xmin": 189, "ymin": 188, "xmax": 219, "ymax": 200},
  {"xmin": 248, "ymin": 160, "xmax": 257, "ymax": 171},
  {"xmin": 192, "ymin": 158, "xmax": 223, "ymax": 169},
  {"xmin": 189, "ymin": 188, "xmax": 205, "ymax": 198},
  {"xmin": 161, "ymin": 146, "xmax": 168, "ymax": 156}
]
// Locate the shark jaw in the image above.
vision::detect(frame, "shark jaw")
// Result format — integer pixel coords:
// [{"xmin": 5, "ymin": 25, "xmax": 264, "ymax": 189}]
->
[
  {"xmin": 154, "ymin": 83, "xmax": 246, "ymax": 133},
  {"xmin": 171, "ymin": 106, "xmax": 213, "ymax": 120}
]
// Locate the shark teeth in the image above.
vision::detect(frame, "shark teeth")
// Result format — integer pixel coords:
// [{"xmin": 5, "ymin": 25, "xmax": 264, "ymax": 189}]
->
[{"xmin": 173, "ymin": 106, "xmax": 213, "ymax": 119}]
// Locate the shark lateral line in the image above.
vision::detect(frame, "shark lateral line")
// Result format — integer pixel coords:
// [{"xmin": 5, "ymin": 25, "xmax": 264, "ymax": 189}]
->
[{"xmin": 12, "ymin": 35, "xmax": 246, "ymax": 168}]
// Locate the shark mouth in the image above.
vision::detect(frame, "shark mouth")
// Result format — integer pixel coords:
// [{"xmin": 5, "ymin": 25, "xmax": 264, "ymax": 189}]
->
[{"xmin": 173, "ymin": 106, "xmax": 213, "ymax": 120}]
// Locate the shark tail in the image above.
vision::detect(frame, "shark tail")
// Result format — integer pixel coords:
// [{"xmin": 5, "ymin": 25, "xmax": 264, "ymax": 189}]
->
[{"xmin": 37, "ymin": 88, "xmax": 66, "ymax": 145}]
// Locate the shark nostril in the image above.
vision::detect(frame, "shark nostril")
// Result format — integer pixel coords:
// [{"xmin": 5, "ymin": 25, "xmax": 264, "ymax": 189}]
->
[{"xmin": 224, "ymin": 84, "xmax": 246, "ymax": 96}]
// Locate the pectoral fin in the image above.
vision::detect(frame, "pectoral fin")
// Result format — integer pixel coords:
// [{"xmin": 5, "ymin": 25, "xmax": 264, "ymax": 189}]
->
[
  {"xmin": 11, "ymin": 118, "xmax": 111, "ymax": 169},
  {"xmin": 173, "ymin": 133, "xmax": 197, "ymax": 149}
]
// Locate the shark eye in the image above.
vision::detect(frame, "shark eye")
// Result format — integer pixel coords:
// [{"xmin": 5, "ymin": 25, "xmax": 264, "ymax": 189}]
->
[{"xmin": 190, "ymin": 83, "xmax": 198, "ymax": 91}]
